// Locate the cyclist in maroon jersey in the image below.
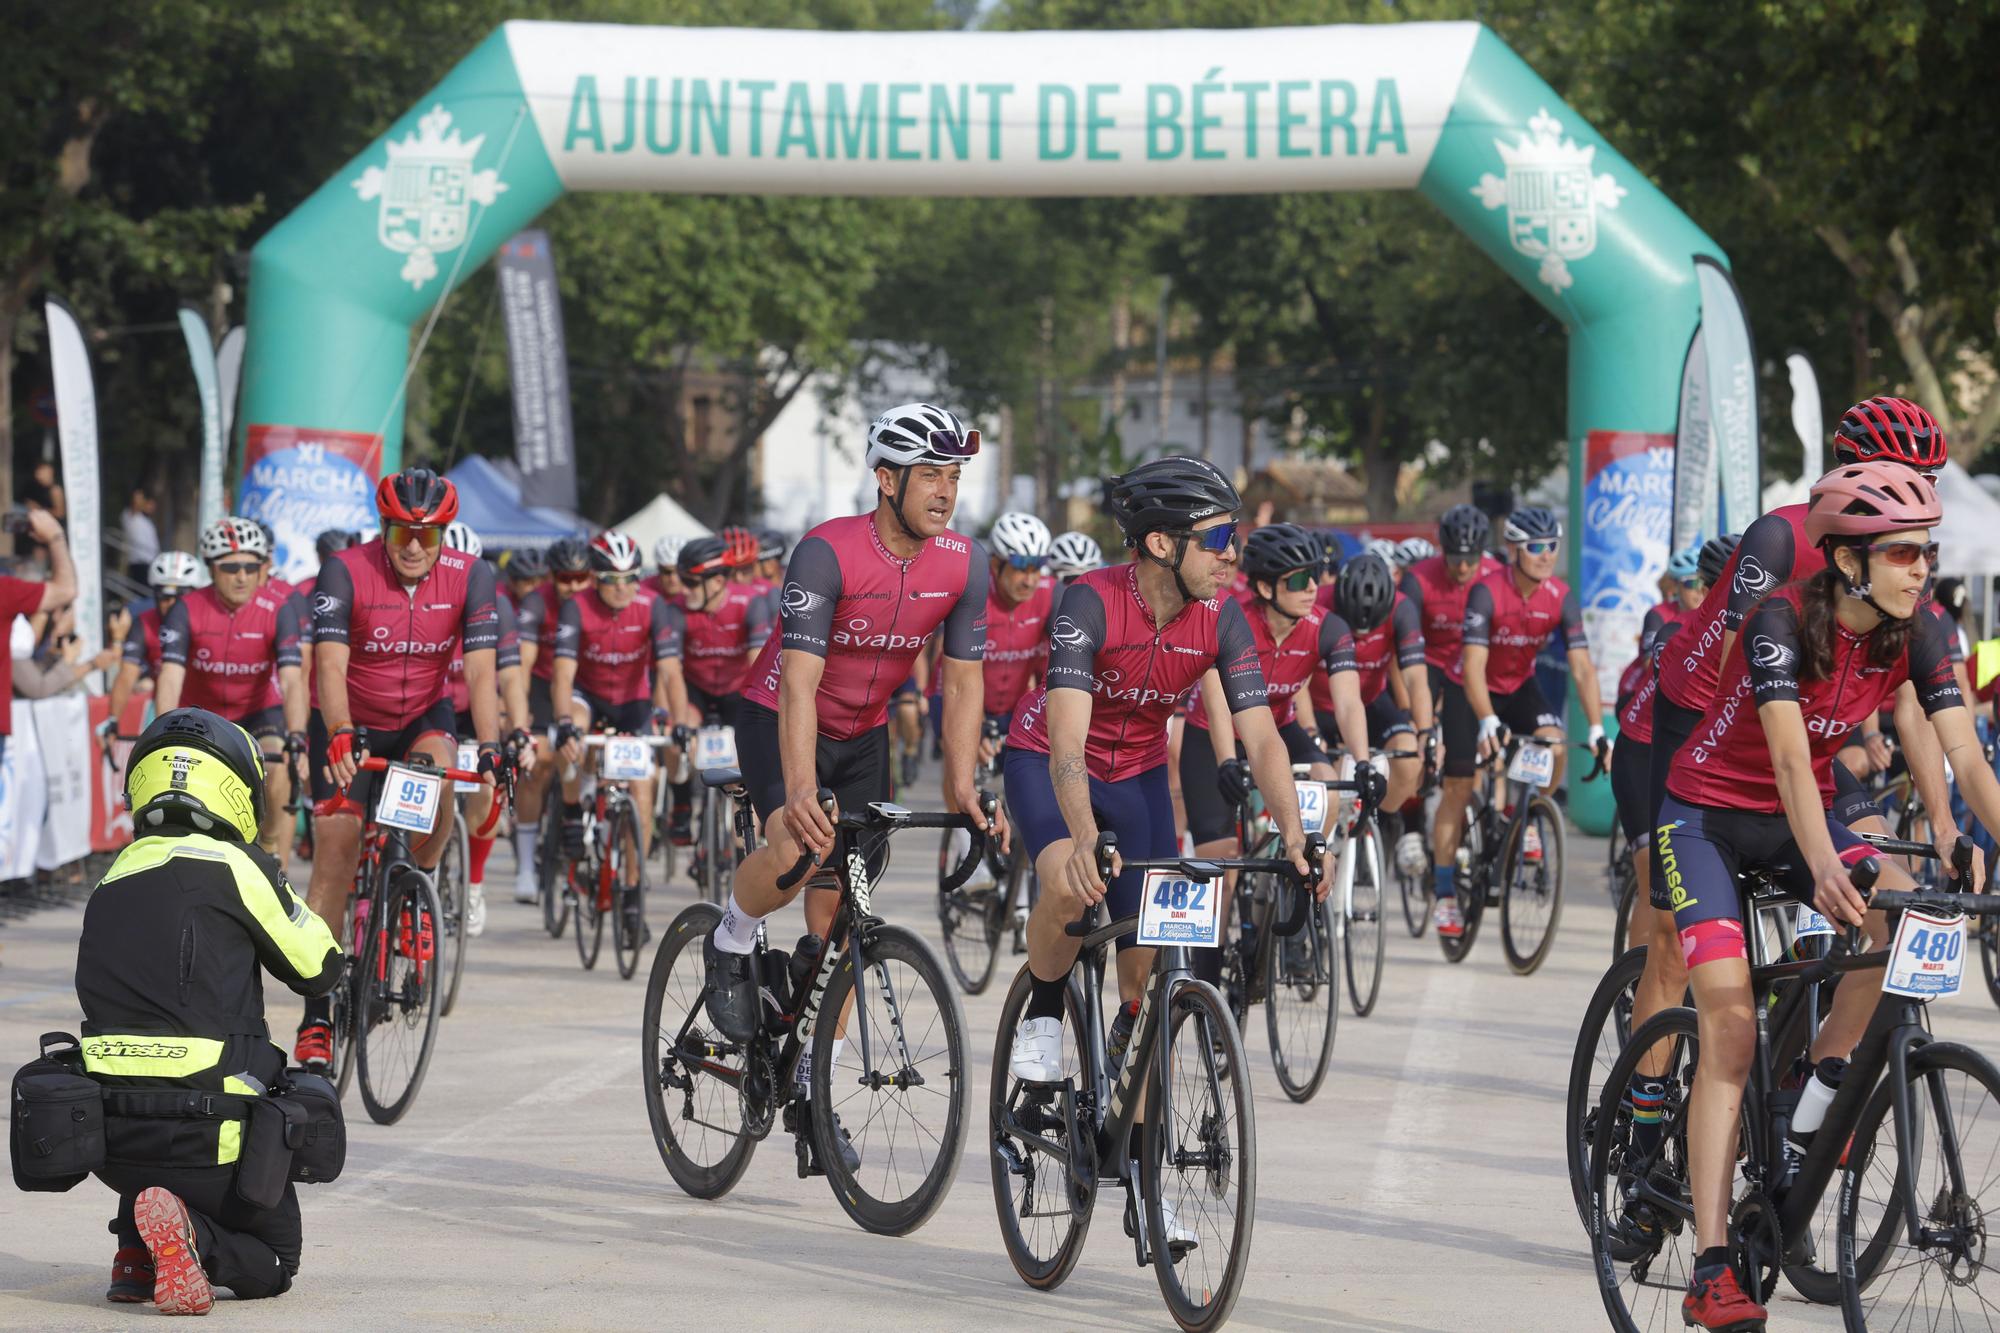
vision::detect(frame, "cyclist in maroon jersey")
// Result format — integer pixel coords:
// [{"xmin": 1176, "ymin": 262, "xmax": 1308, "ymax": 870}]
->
[
  {"xmin": 293, "ymin": 469, "xmax": 503, "ymax": 1069},
  {"xmin": 1657, "ymin": 463, "xmax": 2000, "ymax": 1331},
  {"xmin": 649, "ymin": 537, "xmax": 686, "ymax": 607},
  {"xmin": 921, "ymin": 511, "xmax": 1055, "ymax": 754},
  {"xmin": 154, "ymin": 518, "xmax": 307, "ymax": 857},
  {"xmin": 1431, "ymin": 506, "xmax": 1608, "ymax": 938},
  {"xmin": 1005, "ymin": 461, "xmax": 1318, "ymax": 1131},
  {"xmin": 659, "ymin": 535, "xmax": 770, "ymax": 846},
  {"xmin": 701, "ymin": 403, "xmax": 998, "ymax": 1061},
  {"xmin": 105, "ymin": 552, "xmax": 201, "ymax": 733},
  {"xmin": 755, "ymin": 527, "xmax": 787, "ymax": 620},
  {"xmin": 510, "ymin": 536, "xmax": 591, "ymax": 906},
  {"xmin": 550, "ymin": 531, "xmax": 689, "ymax": 909},
  {"xmin": 1328, "ymin": 551, "xmax": 1431, "ymax": 824},
  {"xmin": 1400, "ymin": 503, "xmax": 1504, "ymax": 704}
]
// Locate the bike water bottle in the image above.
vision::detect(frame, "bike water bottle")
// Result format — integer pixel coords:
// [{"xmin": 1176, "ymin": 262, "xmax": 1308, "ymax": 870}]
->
[
  {"xmin": 1781, "ymin": 1057, "xmax": 1846, "ymax": 1189},
  {"xmin": 788, "ymin": 934, "xmax": 825, "ymax": 1003}
]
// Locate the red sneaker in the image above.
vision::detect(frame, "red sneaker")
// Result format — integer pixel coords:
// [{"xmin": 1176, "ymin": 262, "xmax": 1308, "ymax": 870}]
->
[
  {"xmin": 294, "ymin": 1019, "xmax": 333, "ymax": 1070},
  {"xmin": 1682, "ymin": 1266, "xmax": 1766, "ymax": 1332},
  {"xmin": 133, "ymin": 1188, "xmax": 213, "ymax": 1316},
  {"xmin": 107, "ymin": 1246, "xmax": 153, "ymax": 1303}
]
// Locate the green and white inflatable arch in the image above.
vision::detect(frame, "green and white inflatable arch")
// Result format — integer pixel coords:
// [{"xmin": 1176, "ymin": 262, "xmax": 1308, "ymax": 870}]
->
[{"xmin": 240, "ymin": 20, "xmax": 1743, "ymax": 831}]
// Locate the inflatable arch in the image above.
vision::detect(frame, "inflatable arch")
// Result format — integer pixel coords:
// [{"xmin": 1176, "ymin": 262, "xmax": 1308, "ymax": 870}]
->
[{"xmin": 239, "ymin": 20, "xmax": 1748, "ymax": 830}]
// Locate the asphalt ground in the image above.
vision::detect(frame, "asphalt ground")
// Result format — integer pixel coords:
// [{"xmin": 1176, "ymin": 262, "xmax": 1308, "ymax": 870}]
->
[{"xmin": 6, "ymin": 782, "xmax": 1998, "ymax": 1330}]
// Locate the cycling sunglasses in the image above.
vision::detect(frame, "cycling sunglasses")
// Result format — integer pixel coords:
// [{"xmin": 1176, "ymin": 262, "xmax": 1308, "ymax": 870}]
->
[
  {"xmin": 596, "ymin": 572, "xmax": 641, "ymax": 586},
  {"xmin": 927, "ymin": 428, "xmax": 980, "ymax": 458},
  {"xmin": 212, "ymin": 560, "xmax": 262, "ymax": 577},
  {"xmin": 1519, "ymin": 539, "xmax": 1560, "ymax": 556},
  {"xmin": 384, "ymin": 521, "xmax": 443, "ymax": 550},
  {"xmin": 1276, "ymin": 569, "xmax": 1315, "ymax": 592},
  {"xmin": 1001, "ymin": 553, "xmax": 1046, "ymax": 573},
  {"xmin": 1176, "ymin": 521, "xmax": 1239, "ymax": 554},
  {"xmin": 1865, "ymin": 539, "xmax": 1938, "ymax": 568},
  {"xmin": 554, "ymin": 572, "xmax": 593, "ymax": 588}
]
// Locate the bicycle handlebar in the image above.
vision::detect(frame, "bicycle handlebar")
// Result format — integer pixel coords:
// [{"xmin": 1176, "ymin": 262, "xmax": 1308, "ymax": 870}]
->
[
  {"xmin": 357, "ymin": 755, "xmax": 483, "ymax": 784},
  {"xmin": 773, "ymin": 787, "xmax": 999, "ymax": 893},
  {"xmin": 1065, "ymin": 829, "xmax": 1330, "ymax": 940}
]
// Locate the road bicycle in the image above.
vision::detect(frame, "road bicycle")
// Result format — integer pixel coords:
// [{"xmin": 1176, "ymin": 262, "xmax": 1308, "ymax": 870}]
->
[
  {"xmin": 989, "ymin": 830, "xmax": 1327, "ymax": 1333},
  {"xmin": 937, "ymin": 717, "xmax": 1036, "ymax": 995},
  {"xmin": 1441, "ymin": 733, "xmax": 1588, "ymax": 973},
  {"xmin": 327, "ymin": 753, "xmax": 485, "ymax": 1125},
  {"xmin": 556, "ymin": 731, "xmax": 670, "ymax": 979},
  {"xmin": 642, "ymin": 776, "xmax": 991, "ymax": 1234},
  {"xmin": 1585, "ymin": 838, "xmax": 2000, "ymax": 1329},
  {"xmin": 683, "ymin": 719, "xmax": 739, "ymax": 907}
]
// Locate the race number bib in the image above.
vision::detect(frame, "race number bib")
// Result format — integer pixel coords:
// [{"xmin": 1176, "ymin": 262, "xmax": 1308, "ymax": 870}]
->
[
  {"xmin": 1136, "ymin": 869, "xmax": 1221, "ymax": 948},
  {"xmin": 375, "ymin": 764, "xmax": 444, "ymax": 835},
  {"xmin": 601, "ymin": 736, "xmax": 653, "ymax": 782},
  {"xmin": 697, "ymin": 726, "xmax": 737, "ymax": 771},
  {"xmin": 455, "ymin": 743, "xmax": 482, "ymax": 794},
  {"xmin": 1883, "ymin": 909, "xmax": 1966, "ymax": 1000},
  {"xmin": 1794, "ymin": 907, "xmax": 1834, "ymax": 940},
  {"xmin": 1295, "ymin": 781, "xmax": 1329, "ymax": 835},
  {"xmin": 1507, "ymin": 744, "xmax": 1555, "ymax": 787}
]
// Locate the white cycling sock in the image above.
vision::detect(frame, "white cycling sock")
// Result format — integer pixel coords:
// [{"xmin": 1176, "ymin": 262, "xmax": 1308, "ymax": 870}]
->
[
  {"xmin": 515, "ymin": 826, "xmax": 538, "ymax": 889},
  {"xmin": 713, "ymin": 892, "xmax": 765, "ymax": 954}
]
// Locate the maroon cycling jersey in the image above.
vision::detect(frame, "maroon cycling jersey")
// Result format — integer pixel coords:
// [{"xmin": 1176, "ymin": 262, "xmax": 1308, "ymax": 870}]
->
[
  {"xmin": 556, "ymin": 588, "xmax": 679, "ymax": 706},
  {"xmin": 311, "ymin": 541, "xmax": 500, "ymax": 731},
  {"xmin": 1667, "ymin": 585, "xmax": 1960, "ymax": 813},
  {"xmin": 1009, "ymin": 563, "xmax": 1269, "ymax": 782},
  {"xmin": 742, "ymin": 514, "xmax": 989, "ymax": 741},
  {"xmin": 448, "ymin": 592, "xmax": 520, "ymax": 715},
  {"xmin": 927, "ymin": 580, "xmax": 1055, "ymax": 716},
  {"xmin": 1399, "ymin": 554, "xmax": 1504, "ymax": 673},
  {"xmin": 1188, "ymin": 605, "xmax": 1353, "ymax": 731},
  {"xmin": 123, "ymin": 606, "xmax": 165, "ymax": 675},
  {"xmin": 516, "ymin": 581, "xmax": 565, "ymax": 683},
  {"xmin": 158, "ymin": 586, "xmax": 303, "ymax": 719},
  {"xmin": 1455, "ymin": 568, "xmax": 1587, "ymax": 694},
  {"xmin": 1658, "ymin": 505, "xmax": 1814, "ymax": 714},
  {"xmin": 1342, "ymin": 592, "xmax": 1425, "ymax": 707},
  {"xmin": 665, "ymin": 583, "xmax": 768, "ymax": 698}
]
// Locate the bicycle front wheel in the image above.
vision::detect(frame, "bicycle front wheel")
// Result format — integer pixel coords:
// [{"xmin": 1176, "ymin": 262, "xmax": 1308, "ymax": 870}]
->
[
  {"xmin": 1262, "ymin": 882, "xmax": 1337, "ymax": 1103},
  {"xmin": 573, "ymin": 864, "xmax": 604, "ymax": 972},
  {"xmin": 812, "ymin": 924, "xmax": 968, "ymax": 1236},
  {"xmin": 1148, "ymin": 978, "xmax": 1256, "ymax": 1333},
  {"xmin": 1397, "ymin": 845, "xmax": 1432, "ymax": 938},
  {"xmin": 640, "ymin": 902, "xmax": 758, "ymax": 1199},
  {"xmin": 539, "ymin": 800, "xmax": 569, "ymax": 938},
  {"xmin": 1343, "ymin": 825, "xmax": 1386, "ymax": 1017},
  {"xmin": 437, "ymin": 810, "xmax": 470, "ymax": 1018},
  {"xmin": 937, "ymin": 826, "xmax": 1001, "ymax": 995},
  {"xmin": 1565, "ymin": 946, "xmax": 1647, "ymax": 1227},
  {"xmin": 1499, "ymin": 795, "xmax": 1565, "ymax": 975},
  {"xmin": 989, "ymin": 964, "xmax": 1094, "ymax": 1291},
  {"xmin": 704, "ymin": 787, "xmax": 735, "ymax": 907},
  {"xmin": 356, "ymin": 871, "xmax": 445, "ymax": 1125},
  {"xmin": 611, "ymin": 803, "xmax": 645, "ymax": 981},
  {"xmin": 1838, "ymin": 1039, "xmax": 2000, "ymax": 1328}
]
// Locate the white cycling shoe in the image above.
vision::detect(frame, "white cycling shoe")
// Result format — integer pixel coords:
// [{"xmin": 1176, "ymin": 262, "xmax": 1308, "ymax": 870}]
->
[
  {"xmin": 1133, "ymin": 1195, "xmax": 1200, "ymax": 1254},
  {"xmin": 465, "ymin": 884, "xmax": 487, "ymax": 938},
  {"xmin": 1009, "ymin": 1017, "xmax": 1065, "ymax": 1083},
  {"xmin": 1394, "ymin": 831, "xmax": 1429, "ymax": 876},
  {"xmin": 1433, "ymin": 896, "xmax": 1464, "ymax": 938}
]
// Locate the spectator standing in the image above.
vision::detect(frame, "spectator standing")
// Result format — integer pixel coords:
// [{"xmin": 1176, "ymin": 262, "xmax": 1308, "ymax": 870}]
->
[
  {"xmin": 120, "ymin": 487, "xmax": 160, "ymax": 584},
  {"xmin": 0, "ymin": 508, "xmax": 77, "ymax": 761}
]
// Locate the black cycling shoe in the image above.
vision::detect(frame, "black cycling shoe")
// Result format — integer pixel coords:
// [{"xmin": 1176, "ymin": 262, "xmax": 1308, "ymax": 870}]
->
[
  {"xmin": 562, "ymin": 816, "xmax": 587, "ymax": 859},
  {"xmin": 701, "ymin": 933, "xmax": 760, "ymax": 1043},
  {"xmin": 828, "ymin": 1112, "xmax": 861, "ymax": 1172}
]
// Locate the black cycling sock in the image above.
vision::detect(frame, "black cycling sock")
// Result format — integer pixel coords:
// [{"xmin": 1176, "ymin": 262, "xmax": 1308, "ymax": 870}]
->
[
  {"xmin": 1025, "ymin": 972, "xmax": 1067, "ymax": 1022},
  {"xmin": 563, "ymin": 801, "xmax": 583, "ymax": 820},
  {"xmin": 1628, "ymin": 1075, "xmax": 1668, "ymax": 1154},
  {"xmin": 301, "ymin": 995, "xmax": 331, "ymax": 1027},
  {"xmin": 672, "ymin": 778, "xmax": 692, "ymax": 806},
  {"xmin": 1693, "ymin": 1246, "xmax": 1731, "ymax": 1278}
]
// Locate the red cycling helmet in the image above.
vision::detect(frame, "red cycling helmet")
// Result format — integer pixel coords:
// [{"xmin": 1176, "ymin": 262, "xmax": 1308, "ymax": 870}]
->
[
  {"xmin": 1803, "ymin": 461, "xmax": 1942, "ymax": 547},
  {"xmin": 720, "ymin": 525, "xmax": 759, "ymax": 568},
  {"xmin": 1832, "ymin": 396, "xmax": 1948, "ymax": 471},
  {"xmin": 376, "ymin": 467, "xmax": 459, "ymax": 526}
]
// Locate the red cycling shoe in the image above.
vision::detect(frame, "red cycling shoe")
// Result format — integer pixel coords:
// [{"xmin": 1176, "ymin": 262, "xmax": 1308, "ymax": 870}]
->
[
  {"xmin": 294, "ymin": 1019, "xmax": 333, "ymax": 1070},
  {"xmin": 1682, "ymin": 1266, "xmax": 1767, "ymax": 1332},
  {"xmin": 107, "ymin": 1246, "xmax": 154, "ymax": 1303}
]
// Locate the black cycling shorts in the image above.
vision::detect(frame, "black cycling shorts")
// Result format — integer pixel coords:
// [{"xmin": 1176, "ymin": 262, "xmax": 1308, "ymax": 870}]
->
[
  {"xmin": 231, "ymin": 706, "xmax": 285, "ymax": 744},
  {"xmin": 737, "ymin": 700, "xmax": 891, "ymax": 830},
  {"xmin": 578, "ymin": 690, "xmax": 653, "ymax": 739},
  {"xmin": 528, "ymin": 674, "xmax": 555, "ymax": 731},
  {"xmin": 1364, "ymin": 693, "xmax": 1415, "ymax": 749},
  {"xmin": 1178, "ymin": 721, "xmax": 1324, "ymax": 845},
  {"xmin": 310, "ymin": 698, "xmax": 456, "ymax": 816},
  {"xmin": 1609, "ymin": 733, "xmax": 1651, "ymax": 845},
  {"xmin": 686, "ymin": 681, "xmax": 740, "ymax": 731},
  {"xmin": 1440, "ymin": 677, "xmax": 1560, "ymax": 777}
]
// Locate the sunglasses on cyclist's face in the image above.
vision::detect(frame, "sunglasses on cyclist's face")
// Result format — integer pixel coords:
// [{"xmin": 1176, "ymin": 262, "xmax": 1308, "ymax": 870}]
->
[
  {"xmin": 1276, "ymin": 569, "xmax": 1315, "ymax": 593},
  {"xmin": 1518, "ymin": 539, "xmax": 1560, "ymax": 557},
  {"xmin": 926, "ymin": 428, "xmax": 980, "ymax": 458},
  {"xmin": 555, "ymin": 573, "xmax": 592, "ymax": 589},
  {"xmin": 1865, "ymin": 539, "xmax": 1938, "ymax": 569},
  {"xmin": 1179, "ymin": 521, "xmax": 1239, "ymax": 554},
  {"xmin": 384, "ymin": 522, "xmax": 443, "ymax": 550},
  {"xmin": 1001, "ymin": 553, "xmax": 1046, "ymax": 573},
  {"xmin": 212, "ymin": 561, "xmax": 261, "ymax": 578},
  {"xmin": 596, "ymin": 572, "xmax": 641, "ymax": 586}
]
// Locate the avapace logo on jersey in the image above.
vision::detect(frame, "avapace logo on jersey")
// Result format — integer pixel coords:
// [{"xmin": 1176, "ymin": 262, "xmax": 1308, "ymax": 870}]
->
[
  {"xmin": 365, "ymin": 624, "xmax": 457, "ymax": 656},
  {"xmin": 833, "ymin": 617, "xmax": 927, "ymax": 652},
  {"xmin": 584, "ymin": 643, "xmax": 647, "ymax": 666}
]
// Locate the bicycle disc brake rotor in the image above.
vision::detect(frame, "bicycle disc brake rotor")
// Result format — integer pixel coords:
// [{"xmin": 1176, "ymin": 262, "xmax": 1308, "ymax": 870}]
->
[
  {"xmin": 1728, "ymin": 1190, "xmax": 1782, "ymax": 1303},
  {"xmin": 742, "ymin": 1044, "xmax": 777, "ymax": 1139},
  {"xmin": 1928, "ymin": 1186, "xmax": 1986, "ymax": 1285}
]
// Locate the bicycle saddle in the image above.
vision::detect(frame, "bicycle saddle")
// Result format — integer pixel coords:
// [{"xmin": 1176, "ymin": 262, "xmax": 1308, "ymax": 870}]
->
[{"xmin": 700, "ymin": 768, "xmax": 742, "ymax": 789}]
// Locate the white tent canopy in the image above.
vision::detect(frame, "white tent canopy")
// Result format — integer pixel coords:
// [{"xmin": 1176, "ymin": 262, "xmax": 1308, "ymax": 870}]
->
[
  {"xmin": 615, "ymin": 493, "xmax": 710, "ymax": 568},
  {"xmin": 1933, "ymin": 461, "xmax": 2000, "ymax": 577}
]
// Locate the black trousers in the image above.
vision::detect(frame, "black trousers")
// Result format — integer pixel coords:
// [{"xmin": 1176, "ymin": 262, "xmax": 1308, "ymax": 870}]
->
[{"xmin": 98, "ymin": 1162, "xmax": 302, "ymax": 1299}]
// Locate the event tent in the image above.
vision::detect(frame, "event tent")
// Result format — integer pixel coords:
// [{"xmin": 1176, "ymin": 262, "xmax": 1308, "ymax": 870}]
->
[
  {"xmin": 1934, "ymin": 461, "xmax": 2000, "ymax": 577},
  {"xmin": 615, "ymin": 493, "xmax": 710, "ymax": 567},
  {"xmin": 444, "ymin": 455, "xmax": 588, "ymax": 549}
]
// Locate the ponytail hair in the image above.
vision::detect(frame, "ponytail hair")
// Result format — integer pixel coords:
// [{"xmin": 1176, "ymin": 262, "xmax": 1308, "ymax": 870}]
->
[{"xmin": 1793, "ymin": 558, "xmax": 1915, "ymax": 682}]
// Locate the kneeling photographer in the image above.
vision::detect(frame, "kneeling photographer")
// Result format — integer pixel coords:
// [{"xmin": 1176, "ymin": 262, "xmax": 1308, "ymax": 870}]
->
[{"xmin": 10, "ymin": 708, "xmax": 342, "ymax": 1314}]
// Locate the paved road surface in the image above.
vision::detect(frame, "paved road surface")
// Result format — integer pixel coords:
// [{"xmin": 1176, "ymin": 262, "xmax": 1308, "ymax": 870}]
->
[{"xmin": 6, "ymin": 796, "xmax": 1996, "ymax": 1329}]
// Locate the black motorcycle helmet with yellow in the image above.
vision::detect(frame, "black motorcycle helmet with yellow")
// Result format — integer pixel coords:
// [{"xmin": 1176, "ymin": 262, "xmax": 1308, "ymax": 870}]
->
[{"xmin": 123, "ymin": 707, "xmax": 266, "ymax": 842}]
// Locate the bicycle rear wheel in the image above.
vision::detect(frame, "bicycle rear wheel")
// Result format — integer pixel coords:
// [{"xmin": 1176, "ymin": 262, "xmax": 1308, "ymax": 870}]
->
[
  {"xmin": 1565, "ymin": 946, "xmax": 1647, "ymax": 1226},
  {"xmin": 937, "ymin": 827, "xmax": 1001, "ymax": 995},
  {"xmin": 1397, "ymin": 845, "xmax": 1432, "ymax": 938},
  {"xmin": 1343, "ymin": 825, "xmax": 1385, "ymax": 1017},
  {"xmin": 989, "ymin": 965, "xmax": 1095, "ymax": 1291},
  {"xmin": 356, "ymin": 871, "xmax": 445, "ymax": 1125},
  {"xmin": 437, "ymin": 810, "xmax": 470, "ymax": 1018},
  {"xmin": 1838, "ymin": 1040, "xmax": 2000, "ymax": 1327},
  {"xmin": 573, "ymin": 861, "xmax": 604, "ymax": 971},
  {"xmin": 1440, "ymin": 807, "xmax": 1486, "ymax": 964},
  {"xmin": 611, "ymin": 803, "xmax": 645, "ymax": 981},
  {"xmin": 640, "ymin": 902, "xmax": 758, "ymax": 1199},
  {"xmin": 1148, "ymin": 978, "xmax": 1256, "ymax": 1333},
  {"xmin": 1499, "ymin": 795, "xmax": 1565, "ymax": 975},
  {"xmin": 331, "ymin": 958, "xmax": 358, "ymax": 1099},
  {"xmin": 812, "ymin": 924, "xmax": 968, "ymax": 1235},
  {"xmin": 538, "ymin": 800, "xmax": 569, "ymax": 938},
  {"xmin": 1264, "ymin": 884, "xmax": 1338, "ymax": 1103},
  {"xmin": 1610, "ymin": 842, "xmax": 1637, "ymax": 962},
  {"xmin": 704, "ymin": 787, "xmax": 734, "ymax": 907}
]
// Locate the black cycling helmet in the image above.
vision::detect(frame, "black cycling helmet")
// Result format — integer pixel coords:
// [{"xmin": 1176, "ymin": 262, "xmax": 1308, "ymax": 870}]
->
[
  {"xmin": 1105, "ymin": 456, "xmax": 1240, "ymax": 544},
  {"xmin": 1439, "ymin": 504, "xmax": 1490, "ymax": 557},
  {"xmin": 1335, "ymin": 553, "xmax": 1398, "ymax": 632},
  {"xmin": 1501, "ymin": 506, "xmax": 1562, "ymax": 543},
  {"xmin": 547, "ymin": 536, "xmax": 590, "ymax": 574},
  {"xmin": 1697, "ymin": 533, "xmax": 1741, "ymax": 587},
  {"xmin": 505, "ymin": 547, "xmax": 547, "ymax": 581},
  {"xmin": 1241, "ymin": 523, "xmax": 1323, "ymax": 585},
  {"xmin": 678, "ymin": 536, "xmax": 730, "ymax": 580},
  {"xmin": 123, "ymin": 707, "xmax": 266, "ymax": 843},
  {"xmin": 375, "ymin": 467, "xmax": 458, "ymax": 526},
  {"xmin": 315, "ymin": 529, "xmax": 357, "ymax": 563},
  {"xmin": 756, "ymin": 527, "xmax": 788, "ymax": 562}
]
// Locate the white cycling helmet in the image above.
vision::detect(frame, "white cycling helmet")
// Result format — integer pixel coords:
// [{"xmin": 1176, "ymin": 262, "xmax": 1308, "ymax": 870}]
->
[
  {"xmin": 989, "ymin": 512, "xmax": 1052, "ymax": 563},
  {"xmin": 148, "ymin": 550, "xmax": 205, "ymax": 592},
  {"xmin": 1396, "ymin": 537, "xmax": 1438, "ymax": 566},
  {"xmin": 442, "ymin": 521, "xmax": 482, "ymax": 558},
  {"xmin": 864, "ymin": 402, "xmax": 980, "ymax": 470},
  {"xmin": 199, "ymin": 516, "xmax": 268, "ymax": 562},
  {"xmin": 1366, "ymin": 537, "xmax": 1400, "ymax": 567},
  {"xmin": 588, "ymin": 529, "xmax": 642, "ymax": 575},
  {"xmin": 653, "ymin": 535, "xmax": 686, "ymax": 570},
  {"xmin": 1048, "ymin": 530, "xmax": 1103, "ymax": 578}
]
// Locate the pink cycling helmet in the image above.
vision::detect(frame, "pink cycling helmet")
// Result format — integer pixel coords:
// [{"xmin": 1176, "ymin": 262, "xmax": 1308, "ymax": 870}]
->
[{"xmin": 1803, "ymin": 461, "xmax": 1942, "ymax": 547}]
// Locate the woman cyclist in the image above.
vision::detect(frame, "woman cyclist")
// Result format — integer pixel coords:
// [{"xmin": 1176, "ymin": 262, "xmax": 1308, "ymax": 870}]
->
[{"xmin": 1661, "ymin": 462, "xmax": 2000, "ymax": 1330}]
